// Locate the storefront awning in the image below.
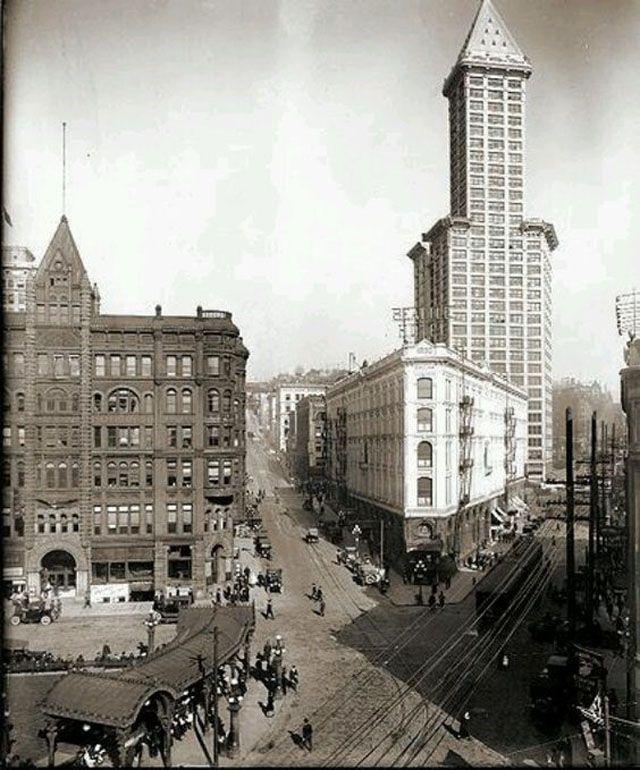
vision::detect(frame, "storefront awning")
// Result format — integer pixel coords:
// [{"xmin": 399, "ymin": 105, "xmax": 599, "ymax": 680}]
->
[
  {"xmin": 492, "ymin": 507, "xmax": 507, "ymax": 524},
  {"xmin": 513, "ymin": 496, "xmax": 529, "ymax": 512}
]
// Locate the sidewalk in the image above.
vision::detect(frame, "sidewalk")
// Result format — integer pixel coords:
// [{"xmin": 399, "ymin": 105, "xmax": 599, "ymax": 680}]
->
[{"xmin": 384, "ymin": 537, "xmax": 515, "ymax": 608}]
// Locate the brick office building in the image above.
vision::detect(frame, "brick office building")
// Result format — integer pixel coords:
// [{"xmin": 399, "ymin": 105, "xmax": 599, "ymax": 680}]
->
[{"xmin": 3, "ymin": 216, "xmax": 248, "ymax": 602}]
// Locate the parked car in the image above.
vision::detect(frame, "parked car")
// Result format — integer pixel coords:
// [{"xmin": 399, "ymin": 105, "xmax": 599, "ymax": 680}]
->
[
  {"xmin": 265, "ymin": 569, "xmax": 282, "ymax": 593},
  {"xmin": 10, "ymin": 602, "xmax": 60, "ymax": 626},
  {"xmin": 337, "ymin": 546, "xmax": 358, "ymax": 569},
  {"xmin": 305, "ymin": 527, "xmax": 320, "ymax": 544},
  {"xmin": 356, "ymin": 560, "xmax": 383, "ymax": 586}
]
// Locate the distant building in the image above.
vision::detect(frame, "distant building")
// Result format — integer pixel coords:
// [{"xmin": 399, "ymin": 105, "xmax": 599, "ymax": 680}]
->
[
  {"xmin": 293, "ymin": 395, "xmax": 327, "ymax": 481},
  {"xmin": 325, "ymin": 341, "xmax": 528, "ymax": 565},
  {"xmin": 408, "ymin": 0, "xmax": 556, "ymax": 482},
  {"xmin": 3, "ymin": 216, "xmax": 248, "ymax": 602},
  {"xmin": 2, "ymin": 245, "xmax": 37, "ymax": 312},
  {"xmin": 552, "ymin": 378, "xmax": 626, "ymax": 470},
  {"xmin": 275, "ymin": 383, "xmax": 326, "ymax": 451}
]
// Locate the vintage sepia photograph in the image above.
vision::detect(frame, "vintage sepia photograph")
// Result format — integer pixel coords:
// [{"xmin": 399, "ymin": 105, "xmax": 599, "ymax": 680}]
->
[{"xmin": 2, "ymin": 0, "xmax": 639, "ymax": 766}]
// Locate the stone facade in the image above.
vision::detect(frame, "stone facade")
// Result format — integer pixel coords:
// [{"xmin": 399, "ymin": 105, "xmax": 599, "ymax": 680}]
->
[
  {"xmin": 325, "ymin": 341, "xmax": 527, "ymax": 564},
  {"xmin": 2, "ymin": 216, "xmax": 248, "ymax": 600},
  {"xmin": 275, "ymin": 383, "xmax": 326, "ymax": 451}
]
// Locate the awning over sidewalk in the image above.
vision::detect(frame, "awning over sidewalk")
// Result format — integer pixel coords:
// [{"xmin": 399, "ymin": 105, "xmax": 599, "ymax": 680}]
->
[
  {"xmin": 41, "ymin": 605, "xmax": 255, "ymax": 729},
  {"xmin": 491, "ymin": 507, "xmax": 507, "ymax": 524},
  {"xmin": 512, "ymin": 496, "xmax": 529, "ymax": 512}
]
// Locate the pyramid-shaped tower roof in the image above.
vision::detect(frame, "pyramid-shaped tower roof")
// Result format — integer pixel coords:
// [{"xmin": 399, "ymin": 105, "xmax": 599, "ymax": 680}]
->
[
  {"xmin": 35, "ymin": 215, "xmax": 92, "ymax": 290},
  {"xmin": 444, "ymin": 0, "xmax": 531, "ymax": 94}
]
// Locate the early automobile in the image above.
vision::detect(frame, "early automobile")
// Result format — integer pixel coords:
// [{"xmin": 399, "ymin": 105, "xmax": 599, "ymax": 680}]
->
[
  {"xmin": 356, "ymin": 559, "xmax": 383, "ymax": 586},
  {"xmin": 305, "ymin": 527, "xmax": 320, "ymax": 544},
  {"xmin": 337, "ymin": 545, "xmax": 358, "ymax": 569},
  {"xmin": 10, "ymin": 602, "xmax": 60, "ymax": 626},
  {"xmin": 153, "ymin": 595, "xmax": 190, "ymax": 623},
  {"xmin": 254, "ymin": 530, "xmax": 273, "ymax": 560},
  {"xmin": 265, "ymin": 568, "xmax": 283, "ymax": 593}
]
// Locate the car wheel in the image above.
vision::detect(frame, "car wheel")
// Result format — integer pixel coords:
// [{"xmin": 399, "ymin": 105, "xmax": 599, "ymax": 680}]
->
[
  {"xmin": 10, "ymin": 615, "xmax": 21, "ymax": 626},
  {"xmin": 40, "ymin": 614, "xmax": 52, "ymax": 626}
]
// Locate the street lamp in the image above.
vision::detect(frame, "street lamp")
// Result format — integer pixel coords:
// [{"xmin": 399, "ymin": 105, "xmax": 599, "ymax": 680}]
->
[
  {"xmin": 352, "ymin": 524, "xmax": 362, "ymax": 558},
  {"xmin": 226, "ymin": 676, "xmax": 244, "ymax": 758},
  {"xmin": 272, "ymin": 645, "xmax": 286, "ymax": 700},
  {"xmin": 144, "ymin": 611, "xmax": 161, "ymax": 654}
]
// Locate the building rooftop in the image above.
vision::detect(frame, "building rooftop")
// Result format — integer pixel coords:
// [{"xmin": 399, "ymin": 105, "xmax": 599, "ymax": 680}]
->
[{"xmin": 443, "ymin": 0, "xmax": 532, "ymax": 95}]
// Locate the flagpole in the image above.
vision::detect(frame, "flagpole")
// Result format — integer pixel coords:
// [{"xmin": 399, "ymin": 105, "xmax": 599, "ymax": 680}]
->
[{"xmin": 62, "ymin": 122, "xmax": 67, "ymax": 216}]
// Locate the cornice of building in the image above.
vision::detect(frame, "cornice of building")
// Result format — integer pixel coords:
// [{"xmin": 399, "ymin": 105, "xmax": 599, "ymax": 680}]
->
[{"xmin": 521, "ymin": 218, "xmax": 559, "ymax": 251}]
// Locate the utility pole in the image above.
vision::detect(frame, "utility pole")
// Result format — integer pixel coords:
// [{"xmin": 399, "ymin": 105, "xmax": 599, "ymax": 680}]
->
[
  {"xmin": 601, "ymin": 421, "xmax": 608, "ymax": 541},
  {"xmin": 587, "ymin": 412, "xmax": 597, "ymax": 628},
  {"xmin": 213, "ymin": 625, "xmax": 219, "ymax": 767},
  {"xmin": 566, "ymin": 408, "xmax": 576, "ymax": 644},
  {"xmin": 380, "ymin": 518, "xmax": 384, "ymax": 570},
  {"xmin": 603, "ymin": 692, "xmax": 611, "ymax": 767}
]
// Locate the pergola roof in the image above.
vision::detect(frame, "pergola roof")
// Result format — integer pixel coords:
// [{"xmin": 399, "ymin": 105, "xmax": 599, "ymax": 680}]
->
[{"xmin": 41, "ymin": 605, "xmax": 254, "ymax": 730}]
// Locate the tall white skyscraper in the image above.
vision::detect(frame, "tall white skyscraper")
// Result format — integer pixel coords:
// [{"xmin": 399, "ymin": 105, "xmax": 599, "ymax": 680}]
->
[{"xmin": 409, "ymin": 0, "xmax": 556, "ymax": 481}]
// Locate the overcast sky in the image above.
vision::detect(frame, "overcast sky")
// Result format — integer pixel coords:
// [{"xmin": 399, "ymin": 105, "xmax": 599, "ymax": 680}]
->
[{"xmin": 4, "ymin": 0, "xmax": 639, "ymax": 392}]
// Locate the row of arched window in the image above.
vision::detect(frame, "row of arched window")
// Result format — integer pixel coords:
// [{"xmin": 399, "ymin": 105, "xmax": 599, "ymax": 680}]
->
[
  {"xmin": 36, "ymin": 512, "xmax": 80, "ymax": 535},
  {"xmin": 89, "ymin": 387, "xmax": 243, "ymax": 416},
  {"xmin": 35, "ymin": 461, "xmax": 81, "ymax": 489},
  {"xmin": 93, "ymin": 459, "xmax": 154, "ymax": 488}
]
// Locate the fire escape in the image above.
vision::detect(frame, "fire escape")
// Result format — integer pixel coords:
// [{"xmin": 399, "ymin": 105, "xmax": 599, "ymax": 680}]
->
[
  {"xmin": 453, "ymin": 393, "xmax": 474, "ymax": 558},
  {"xmin": 504, "ymin": 406, "xmax": 517, "ymax": 503}
]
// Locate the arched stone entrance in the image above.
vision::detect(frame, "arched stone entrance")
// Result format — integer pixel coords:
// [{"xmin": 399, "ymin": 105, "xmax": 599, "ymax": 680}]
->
[
  {"xmin": 41, "ymin": 550, "xmax": 77, "ymax": 595},
  {"xmin": 210, "ymin": 544, "xmax": 224, "ymax": 584}
]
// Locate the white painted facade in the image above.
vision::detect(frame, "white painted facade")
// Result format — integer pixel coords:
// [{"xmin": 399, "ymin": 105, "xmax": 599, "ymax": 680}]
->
[
  {"xmin": 326, "ymin": 340, "xmax": 527, "ymax": 557},
  {"xmin": 275, "ymin": 383, "xmax": 326, "ymax": 451}
]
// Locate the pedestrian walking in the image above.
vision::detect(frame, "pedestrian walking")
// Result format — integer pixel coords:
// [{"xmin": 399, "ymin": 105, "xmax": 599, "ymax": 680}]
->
[
  {"xmin": 438, "ymin": 591, "xmax": 445, "ymax": 609},
  {"xmin": 459, "ymin": 710, "xmax": 471, "ymax": 739},
  {"xmin": 428, "ymin": 593, "xmax": 436, "ymax": 612},
  {"xmin": 281, "ymin": 665, "xmax": 288, "ymax": 695},
  {"xmin": 319, "ymin": 598, "xmax": 326, "ymax": 617},
  {"xmin": 311, "ymin": 584, "xmax": 317, "ymax": 600},
  {"xmin": 215, "ymin": 588, "xmax": 222, "ymax": 605},
  {"xmin": 289, "ymin": 665, "xmax": 299, "ymax": 691},
  {"xmin": 500, "ymin": 653, "xmax": 509, "ymax": 669},
  {"xmin": 265, "ymin": 597, "xmax": 275, "ymax": 619},
  {"xmin": 263, "ymin": 641, "xmax": 272, "ymax": 659},
  {"xmin": 265, "ymin": 691, "xmax": 275, "ymax": 717},
  {"xmin": 302, "ymin": 718, "xmax": 313, "ymax": 751},
  {"xmin": 316, "ymin": 587, "xmax": 323, "ymax": 602}
]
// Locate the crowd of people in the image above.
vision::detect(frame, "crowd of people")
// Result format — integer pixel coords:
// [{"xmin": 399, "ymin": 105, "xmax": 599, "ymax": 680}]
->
[{"xmin": 251, "ymin": 635, "xmax": 299, "ymax": 718}]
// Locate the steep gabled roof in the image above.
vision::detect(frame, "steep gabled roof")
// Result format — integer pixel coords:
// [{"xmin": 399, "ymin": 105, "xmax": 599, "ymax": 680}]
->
[
  {"xmin": 35, "ymin": 215, "xmax": 92, "ymax": 290},
  {"xmin": 444, "ymin": 0, "xmax": 531, "ymax": 94}
]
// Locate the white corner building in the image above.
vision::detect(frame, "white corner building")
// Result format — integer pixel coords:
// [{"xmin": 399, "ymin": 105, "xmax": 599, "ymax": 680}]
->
[
  {"xmin": 325, "ymin": 340, "xmax": 527, "ymax": 564},
  {"xmin": 275, "ymin": 383, "xmax": 326, "ymax": 451}
]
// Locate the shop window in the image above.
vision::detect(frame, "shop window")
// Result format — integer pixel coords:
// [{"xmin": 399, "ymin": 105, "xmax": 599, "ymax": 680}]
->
[
  {"xmin": 167, "ymin": 545, "xmax": 192, "ymax": 580},
  {"xmin": 109, "ymin": 562, "xmax": 126, "ymax": 581},
  {"xmin": 128, "ymin": 561, "xmax": 153, "ymax": 579},
  {"xmin": 92, "ymin": 563, "xmax": 109, "ymax": 583}
]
